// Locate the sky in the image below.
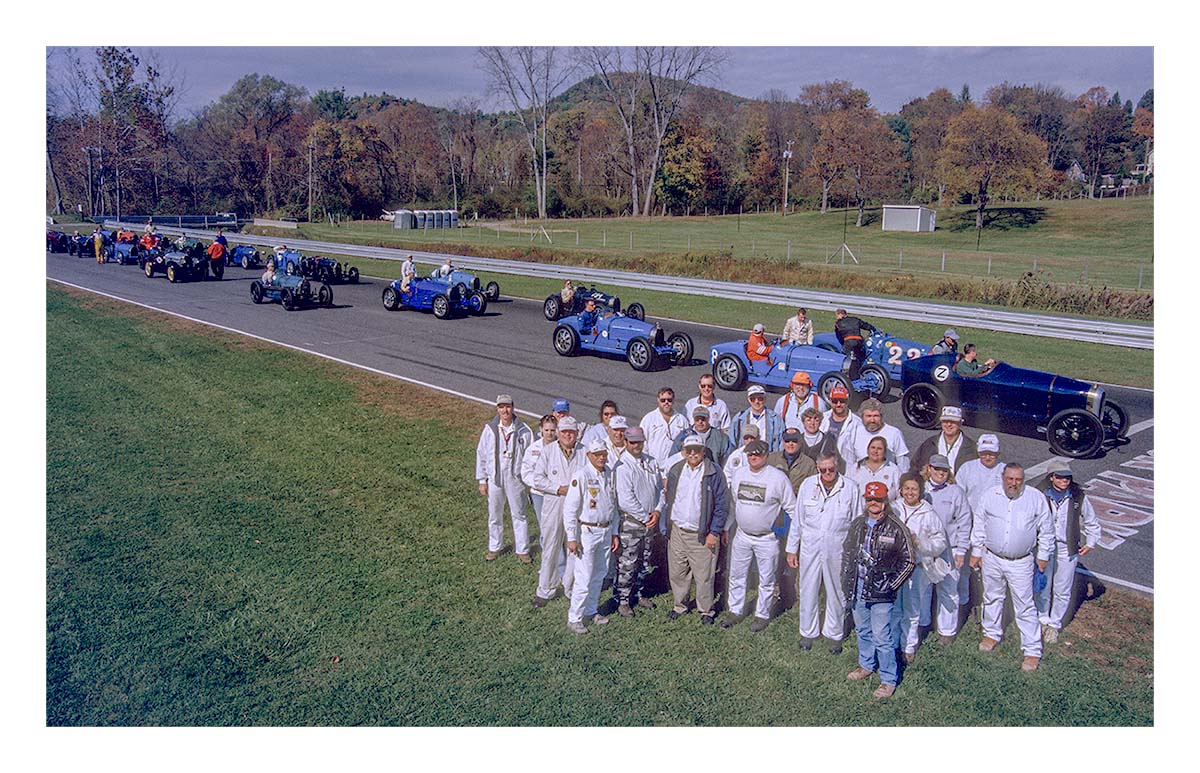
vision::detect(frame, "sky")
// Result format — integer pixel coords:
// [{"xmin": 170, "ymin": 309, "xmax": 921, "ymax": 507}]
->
[{"xmin": 46, "ymin": 46, "xmax": 1153, "ymax": 119}]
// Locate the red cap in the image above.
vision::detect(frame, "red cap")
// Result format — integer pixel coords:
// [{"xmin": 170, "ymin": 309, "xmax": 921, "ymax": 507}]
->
[
  {"xmin": 830, "ymin": 385, "xmax": 850, "ymax": 399},
  {"xmin": 864, "ymin": 481, "xmax": 889, "ymax": 500}
]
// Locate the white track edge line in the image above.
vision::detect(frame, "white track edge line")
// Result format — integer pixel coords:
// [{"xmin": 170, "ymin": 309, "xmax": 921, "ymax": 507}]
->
[
  {"xmin": 1075, "ymin": 566, "xmax": 1154, "ymax": 595},
  {"xmin": 47, "ymin": 277, "xmax": 542, "ymax": 420}
]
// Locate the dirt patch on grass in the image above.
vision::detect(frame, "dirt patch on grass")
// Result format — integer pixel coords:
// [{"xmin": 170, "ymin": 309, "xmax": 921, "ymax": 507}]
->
[{"xmin": 1056, "ymin": 585, "xmax": 1153, "ymax": 685}]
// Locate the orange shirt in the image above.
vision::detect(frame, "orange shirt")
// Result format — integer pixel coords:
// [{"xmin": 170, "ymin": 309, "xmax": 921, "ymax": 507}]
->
[
  {"xmin": 747, "ymin": 331, "xmax": 773, "ymax": 362},
  {"xmin": 207, "ymin": 242, "xmax": 227, "ymax": 261}
]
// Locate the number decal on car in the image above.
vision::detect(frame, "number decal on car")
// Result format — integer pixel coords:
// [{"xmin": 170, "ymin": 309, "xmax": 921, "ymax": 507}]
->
[
  {"xmin": 934, "ymin": 365, "xmax": 951, "ymax": 382},
  {"xmin": 908, "ymin": 347, "xmax": 923, "ymax": 360},
  {"xmin": 888, "ymin": 345, "xmax": 903, "ymax": 366}
]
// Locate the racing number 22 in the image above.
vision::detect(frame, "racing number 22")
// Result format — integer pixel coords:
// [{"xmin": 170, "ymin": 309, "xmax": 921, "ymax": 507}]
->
[{"xmin": 888, "ymin": 345, "xmax": 923, "ymax": 366}]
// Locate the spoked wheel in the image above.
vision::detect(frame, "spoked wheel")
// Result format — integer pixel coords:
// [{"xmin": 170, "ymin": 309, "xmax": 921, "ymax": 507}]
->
[
  {"xmin": 432, "ymin": 294, "xmax": 450, "ymax": 319},
  {"xmin": 859, "ymin": 364, "xmax": 891, "ymax": 398},
  {"xmin": 318, "ymin": 284, "xmax": 333, "ymax": 307},
  {"xmin": 626, "ymin": 337, "xmax": 654, "ymax": 372},
  {"xmin": 553, "ymin": 325, "xmax": 580, "ymax": 356},
  {"xmin": 543, "ymin": 295, "xmax": 561, "ymax": 320},
  {"xmin": 348, "ymin": 267, "xmax": 360, "ymax": 283},
  {"xmin": 250, "ymin": 282, "xmax": 264, "ymax": 304},
  {"xmin": 667, "ymin": 332, "xmax": 693, "ymax": 366},
  {"xmin": 1101, "ymin": 401, "xmax": 1129, "ymax": 441},
  {"xmin": 144, "ymin": 261, "xmax": 155, "ymax": 278},
  {"xmin": 241, "ymin": 254, "xmax": 251, "ymax": 270},
  {"xmin": 382, "ymin": 286, "xmax": 400, "ymax": 311},
  {"xmin": 469, "ymin": 292, "xmax": 488, "ymax": 315},
  {"xmin": 818, "ymin": 372, "xmax": 853, "ymax": 406},
  {"xmin": 280, "ymin": 288, "xmax": 296, "ymax": 311},
  {"xmin": 713, "ymin": 354, "xmax": 746, "ymax": 390},
  {"xmin": 626, "ymin": 302, "xmax": 645, "ymax": 321},
  {"xmin": 166, "ymin": 264, "xmax": 178, "ymax": 283},
  {"xmin": 1047, "ymin": 409, "xmax": 1105, "ymax": 459},
  {"xmin": 285, "ymin": 261, "xmax": 298, "ymax": 276},
  {"xmin": 484, "ymin": 280, "xmax": 499, "ymax": 300},
  {"xmin": 900, "ymin": 383, "xmax": 944, "ymax": 430}
]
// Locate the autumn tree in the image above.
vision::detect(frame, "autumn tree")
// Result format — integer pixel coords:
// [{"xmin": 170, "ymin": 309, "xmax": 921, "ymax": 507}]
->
[
  {"xmin": 1069, "ymin": 86, "xmax": 1132, "ymax": 197},
  {"xmin": 985, "ymin": 82, "xmax": 1073, "ymax": 170},
  {"xmin": 936, "ymin": 105, "xmax": 1047, "ymax": 233},
  {"xmin": 900, "ymin": 88, "xmax": 963, "ymax": 204}
]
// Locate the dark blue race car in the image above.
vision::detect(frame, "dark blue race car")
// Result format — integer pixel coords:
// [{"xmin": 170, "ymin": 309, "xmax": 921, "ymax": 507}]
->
[
  {"xmin": 299, "ymin": 254, "xmax": 360, "ymax": 285},
  {"xmin": 899, "ymin": 353, "xmax": 1129, "ymax": 459},
  {"xmin": 143, "ymin": 240, "xmax": 209, "ymax": 282},
  {"xmin": 709, "ymin": 339, "xmax": 888, "ymax": 399},
  {"xmin": 543, "ymin": 284, "xmax": 645, "ymax": 322},
  {"xmin": 438, "ymin": 268, "xmax": 500, "ymax": 301},
  {"xmin": 552, "ymin": 311, "xmax": 692, "ymax": 371},
  {"xmin": 250, "ymin": 273, "xmax": 333, "ymax": 311},
  {"xmin": 381, "ymin": 276, "xmax": 487, "ymax": 319}
]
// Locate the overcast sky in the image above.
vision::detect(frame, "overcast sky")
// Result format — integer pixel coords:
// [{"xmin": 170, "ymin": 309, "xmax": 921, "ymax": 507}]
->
[{"xmin": 48, "ymin": 46, "xmax": 1153, "ymax": 119}]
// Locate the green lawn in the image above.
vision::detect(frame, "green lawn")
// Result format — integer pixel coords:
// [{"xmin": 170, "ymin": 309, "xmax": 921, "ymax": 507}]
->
[
  {"xmin": 46, "ymin": 286, "xmax": 1153, "ymax": 726},
  {"xmin": 277, "ymin": 196, "xmax": 1154, "ymax": 291}
]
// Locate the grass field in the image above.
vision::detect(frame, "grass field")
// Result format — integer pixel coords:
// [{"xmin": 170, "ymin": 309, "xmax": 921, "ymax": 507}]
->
[
  {"xmin": 293, "ymin": 251, "xmax": 1153, "ymax": 389},
  {"xmin": 46, "ymin": 285, "xmax": 1153, "ymax": 726},
  {"xmin": 271, "ymin": 196, "xmax": 1154, "ymax": 292}
]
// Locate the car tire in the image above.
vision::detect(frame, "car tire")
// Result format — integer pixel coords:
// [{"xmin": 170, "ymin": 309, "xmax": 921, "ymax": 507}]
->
[
  {"xmin": 485, "ymin": 280, "xmax": 500, "ymax": 301},
  {"xmin": 469, "ymin": 292, "xmax": 488, "ymax": 316},
  {"xmin": 382, "ymin": 286, "xmax": 400, "ymax": 311},
  {"xmin": 611, "ymin": 297, "xmax": 622, "ymax": 314},
  {"xmin": 900, "ymin": 383, "xmax": 944, "ymax": 430},
  {"xmin": 280, "ymin": 288, "xmax": 296, "ymax": 311},
  {"xmin": 627, "ymin": 337, "xmax": 654, "ymax": 372},
  {"xmin": 860, "ymin": 364, "xmax": 891, "ymax": 398},
  {"xmin": 713, "ymin": 354, "xmax": 746, "ymax": 390},
  {"xmin": 348, "ymin": 267, "xmax": 360, "ymax": 284},
  {"xmin": 667, "ymin": 332, "xmax": 693, "ymax": 366},
  {"xmin": 543, "ymin": 295, "xmax": 561, "ymax": 321},
  {"xmin": 1047, "ymin": 408, "xmax": 1105, "ymax": 459},
  {"xmin": 144, "ymin": 261, "xmax": 155, "ymax": 278},
  {"xmin": 194, "ymin": 262, "xmax": 208, "ymax": 281},
  {"xmin": 432, "ymin": 294, "xmax": 450, "ymax": 319},
  {"xmin": 166, "ymin": 264, "xmax": 178, "ymax": 283},
  {"xmin": 318, "ymin": 284, "xmax": 333, "ymax": 307},
  {"xmin": 1101, "ymin": 401, "xmax": 1129, "ymax": 440},
  {"xmin": 250, "ymin": 282, "xmax": 264, "ymax": 304},
  {"xmin": 627, "ymin": 302, "xmax": 645, "ymax": 321},
  {"xmin": 241, "ymin": 254, "xmax": 251, "ymax": 270},
  {"xmin": 553, "ymin": 325, "xmax": 580, "ymax": 356},
  {"xmin": 819, "ymin": 372, "xmax": 853, "ymax": 406}
]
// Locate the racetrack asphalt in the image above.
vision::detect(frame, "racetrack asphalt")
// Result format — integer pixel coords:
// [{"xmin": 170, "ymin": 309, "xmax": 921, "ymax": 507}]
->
[{"xmin": 46, "ymin": 251, "xmax": 1155, "ymax": 595}]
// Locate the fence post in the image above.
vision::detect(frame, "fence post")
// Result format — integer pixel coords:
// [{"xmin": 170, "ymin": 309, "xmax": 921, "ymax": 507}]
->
[
  {"xmin": 941, "ymin": 252, "xmax": 945, "ymax": 272},
  {"xmin": 987, "ymin": 255, "xmax": 992, "ymax": 275},
  {"xmin": 752, "ymin": 239, "xmax": 755, "ymax": 256},
  {"xmin": 787, "ymin": 240, "xmax": 791, "ymax": 260},
  {"xmin": 629, "ymin": 231, "xmax": 633, "ymax": 250},
  {"xmin": 688, "ymin": 234, "xmax": 691, "ymax": 251},
  {"xmin": 1084, "ymin": 256, "xmax": 1088, "ymax": 281},
  {"xmin": 899, "ymin": 248, "xmax": 903, "ymax": 268},
  {"xmin": 1033, "ymin": 256, "xmax": 1037, "ymax": 273},
  {"xmin": 576, "ymin": 230, "xmax": 579, "ymax": 246},
  {"xmin": 603, "ymin": 229, "xmax": 606, "ymax": 247},
  {"xmin": 1138, "ymin": 265, "xmax": 1144, "ymax": 289}
]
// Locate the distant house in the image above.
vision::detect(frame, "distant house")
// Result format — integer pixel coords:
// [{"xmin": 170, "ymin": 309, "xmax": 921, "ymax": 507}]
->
[
  {"xmin": 1066, "ymin": 161, "xmax": 1088, "ymax": 183},
  {"xmin": 1100, "ymin": 174, "xmax": 1117, "ymax": 190}
]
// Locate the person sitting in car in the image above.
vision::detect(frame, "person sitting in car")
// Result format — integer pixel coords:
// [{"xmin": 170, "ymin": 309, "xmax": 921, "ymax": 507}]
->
[
  {"xmin": 261, "ymin": 259, "xmax": 278, "ymax": 285},
  {"xmin": 746, "ymin": 323, "xmax": 774, "ymax": 363},
  {"xmin": 578, "ymin": 298, "xmax": 609, "ymax": 336},
  {"xmin": 955, "ymin": 343, "xmax": 996, "ymax": 376},
  {"xmin": 560, "ymin": 279, "xmax": 575, "ymax": 305}
]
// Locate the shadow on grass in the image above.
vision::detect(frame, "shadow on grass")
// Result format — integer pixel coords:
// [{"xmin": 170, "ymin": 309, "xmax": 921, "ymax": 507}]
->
[{"xmin": 943, "ymin": 207, "xmax": 1048, "ymax": 234}]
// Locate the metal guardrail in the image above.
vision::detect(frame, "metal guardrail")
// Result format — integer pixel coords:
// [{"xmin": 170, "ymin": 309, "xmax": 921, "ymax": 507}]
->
[{"xmin": 103, "ymin": 221, "xmax": 1154, "ymax": 350}]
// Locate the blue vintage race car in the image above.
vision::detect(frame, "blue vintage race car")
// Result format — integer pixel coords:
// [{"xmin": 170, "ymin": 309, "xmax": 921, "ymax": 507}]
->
[
  {"xmin": 250, "ymin": 273, "xmax": 333, "ymax": 310},
  {"xmin": 381, "ymin": 276, "xmax": 487, "ymax": 318},
  {"xmin": 710, "ymin": 339, "xmax": 889, "ymax": 399},
  {"xmin": 899, "ymin": 353, "xmax": 1129, "ymax": 458},
  {"xmin": 227, "ymin": 244, "xmax": 263, "ymax": 270},
  {"xmin": 543, "ymin": 284, "xmax": 645, "ymax": 322},
  {"xmin": 552, "ymin": 311, "xmax": 692, "ymax": 371},
  {"xmin": 299, "ymin": 254, "xmax": 360, "ymax": 285},
  {"xmin": 143, "ymin": 241, "xmax": 208, "ymax": 282},
  {"xmin": 272, "ymin": 248, "xmax": 307, "ymax": 276},
  {"xmin": 436, "ymin": 269, "xmax": 500, "ymax": 301},
  {"xmin": 812, "ymin": 330, "xmax": 931, "ymax": 385}
]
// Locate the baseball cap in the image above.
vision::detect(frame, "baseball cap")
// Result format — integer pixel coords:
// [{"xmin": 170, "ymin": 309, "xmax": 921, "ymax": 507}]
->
[
  {"xmin": 624, "ymin": 427, "xmax": 646, "ymax": 443},
  {"xmin": 495, "ymin": 394, "xmax": 513, "ymax": 406},
  {"xmin": 940, "ymin": 406, "xmax": 963, "ymax": 423},
  {"xmin": 552, "ymin": 398, "xmax": 570, "ymax": 413},
  {"xmin": 928, "ymin": 454, "xmax": 952, "ymax": 470},
  {"xmin": 745, "ymin": 440, "xmax": 769, "ymax": 456},
  {"xmin": 557, "ymin": 416, "xmax": 580, "ymax": 432},
  {"xmin": 781, "ymin": 428, "xmax": 802, "ymax": 442},
  {"xmin": 752, "ymin": 323, "xmax": 765, "ymax": 333},
  {"xmin": 830, "ymin": 386, "xmax": 850, "ymax": 400},
  {"xmin": 944, "ymin": 328, "xmax": 959, "ymax": 340},
  {"xmin": 585, "ymin": 438, "xmax": 608, "ymax": 453},
  {"xmin": 1046, "ymin": 460, "xmax": 1073, "ymax": 477},
  {"xmin": 682, "ymin": 434, "xmax": 705, "ymax": 449},
  {"xmin": 790, "ymin": 372, "xmax": 812, "ymax": 385},
  {"xmin": 977, "ymin": 434, "xmax": 1000, "ymax": 453},
  {"xmin": 747, "ymin": 385, "xmax": 766, "ymax": 396},
  {"xmin": 741, "ymin": 425, "xmax": 761, "ymax": 439},
  {"xmin": 692, "ymin": 405, "xmax": 710, "ymax": 419},
  {"xmin": 864, "ymin": 481, "xmax": 889, "ymax": 500},
  {"xmin": 609, "ymin": 415, "xmax": 628, "ymax": 429}
]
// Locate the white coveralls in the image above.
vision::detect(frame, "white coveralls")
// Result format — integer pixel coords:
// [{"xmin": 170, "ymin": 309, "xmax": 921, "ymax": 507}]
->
[
  {"xmin": 521, "ymin": 437, "xmax": 552, "ymax": 523},
  {"xmin": 841, "ymin": 422, "xmax": 910, "ymax": 471},
  {"xmin": 727, "ymin": 464, "xmax": 797, "ymax": 620},
  {"xmin": 475, "ymin": 418, "xmax": 533, "ymax": 554},
  {"xmin": 953, "ymin": 457, "xmax": 1005, "ymax": 604},
  {"xmin": 1036, "ymin": 489, "xmax": 1101, "ymax": 630},
  {"xmin": 529, "ymin": 442, "xmax": 587, "ymax": 601},
  {"xmin": 971, "ymin": 485, "xmax": 1054, "ymax": 657},
  {"xmin": 786, "ymin": 474, "xmax": 863, "ymax": 641},
  {"xmin": 924, "ymin": 482, "xmax": 973, "ymax": 635},
  {"xmin": 562, "ymin": 462, "xmax": 619, "ymax": 624},
  {"xmin": 891, "ymin": 499, "xmax": 948, "ymax": 654}
]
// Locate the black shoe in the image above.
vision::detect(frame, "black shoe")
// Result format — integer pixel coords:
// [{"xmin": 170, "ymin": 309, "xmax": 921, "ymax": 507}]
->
[
  {"xmin": 531, "ymin": 595, "xmax": 550, "ymax": 609},
  {"xmin": 750, "ymin": 617, "xmax": 769, "ymax": 633},
  {"xmin": 828, "ymin": 639, "xmax": 843, "ymax": 655},
  {"xmin": 667, "ymin": 610, "xmax": 684, "ymax": 621},
  {"xmin": 700, "ymin": 613, "xmax": 716, "ymax": 626},
  {"xmin": 720, "ymin": 613, "xmax": 743, "ymax": 629},
  {"xmin": 798, "ymin": 637, "xmax": 814, "ymax": 651}
]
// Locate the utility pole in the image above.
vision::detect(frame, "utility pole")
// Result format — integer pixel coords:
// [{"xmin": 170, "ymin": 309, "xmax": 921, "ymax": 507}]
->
[
  {"xmin": 307, "ymin": 142, "xmax": 314, "ymax": 222},
  {"xmin": 782, "ymin": 140, "xmax": 793, "ymax": 216}
]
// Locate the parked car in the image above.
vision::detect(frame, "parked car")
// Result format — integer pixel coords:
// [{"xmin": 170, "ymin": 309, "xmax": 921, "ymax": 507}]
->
[
  {"xmin": 543, "ymin": 284, "xmax": 645, "ymax": 322},
  {"xmin": 812, "ymin": 330, "xmax": 931, "ymax": 388},
  {"xmin": 381, "ymin": 276, "xmax": 487, "ymax": 319},
  {"xmin": 143, "ymin": 243, "xmax": 208, "ymax": 283},
  {"xmin": 440, "ymin": 268, "xmax": 500, "ymax": 301},
  {"xmin": 299, "ymin": 254, "xmax": 360, "ymax": 285},
  {"xmin": 899, "ymin": 353, "xmax": 1129, "ymax": 459},
  {"xmin": 552, "ymin": 311, "xmax": 692, "ymax": 371},
  {"xmin": 271, "ymin": 248, "xmax": 307, "ymax": 276},
  {"xmin": 250, "ymin": 273, "xmax": 334, "ymax": 311},
  {"xmin": 47, "ymin": 230, "xmax": 70, "ymax": 253},
  {"xmin": 227, "ymin": 245, "xmax": 263, "ymax": 270},
  {"xmin": 709, "ymin": 338, "xmax": 890, "ymax": 400},
  {"xmin": 67, "ymin": 232, "xmax": 92, "ymax": 256}
]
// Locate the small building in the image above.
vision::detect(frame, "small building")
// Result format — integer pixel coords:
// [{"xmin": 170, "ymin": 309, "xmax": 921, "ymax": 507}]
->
[
  {"xmin": 391, "ymin": 209, "xmax": 415, "ymax": 229},
  {"xmin": 881, "ymin": 205, "xmax": 936, "ymax": 233}
]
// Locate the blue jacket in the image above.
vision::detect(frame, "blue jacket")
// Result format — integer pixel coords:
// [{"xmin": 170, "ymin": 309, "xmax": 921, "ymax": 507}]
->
[
  {"xmin": 727, "ymin": 408, "xmax": 785, "ymax": 452},
  {"xmin": 663, "ymin": 458, "xmax": 730, "ymax": 543}
]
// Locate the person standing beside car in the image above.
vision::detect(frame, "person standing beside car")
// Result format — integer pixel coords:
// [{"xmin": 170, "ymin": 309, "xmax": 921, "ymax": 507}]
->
[
  {"xmin": 909, "ymin": 406, "xmax": 977, "ymax": 475},
  {"xmin": 1033, "ymin": 461, "xmax": 1101, "ymax": 645},
  {"xmin": 206, "ymin": 239, "xmax": 227, "ymax": 274},
  {"xmin": 475, "ymin": 395, "xmax": 534, "ymax": 563},
  {"xmin": 400, "ymin": 254, "xmax": 416, "ymax": 294},
  {"xmin": 929, "ymin": 329, "xmax": 959, "ymax": 356},
  {"xmin": 684, "ymin": 374, "xmax": 731, "ymax": 432},
  {"xmin": 781, "ymin": 307, "xmax": 814, "ymax": 346},
  {"xmin": 834, "ymin": 308, "xmax": 877, "ymax": 380}
]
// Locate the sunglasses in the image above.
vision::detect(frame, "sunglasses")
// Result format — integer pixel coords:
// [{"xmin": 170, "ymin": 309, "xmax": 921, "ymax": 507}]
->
[
  {"xmin": 747, "ymin": 451, "xmax": 766, "ymax": 457},
  {"xmin": 817, "ymin": 467, "xmax": 837, "ymax": 474},
  {"xmin": 700, "ymin": 383, "xmax": 715, "ymax": 389},
  {"xmin": 694, "ymin": 416, "xmax": 710, "ymax": 422},
  {"xmin": 659, "ymin": 397, "xmax": 674, "ymax": 403},
  {"xmin": 831, "ymin": 399, "xmax": 847, "ymax": 404},
  {"xmin": 749, "ymin": 395, "xmax": 765, "ymax": 401}
]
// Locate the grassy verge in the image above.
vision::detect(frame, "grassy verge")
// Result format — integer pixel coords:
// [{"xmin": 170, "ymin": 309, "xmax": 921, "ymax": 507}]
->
[
  {"xmin": 288, "ymin": 251, "xmax": 1153, "ymax": 389},
  {"xmin": 47, "ymin": 285, "xmax": 1153, "ymax": 725}
]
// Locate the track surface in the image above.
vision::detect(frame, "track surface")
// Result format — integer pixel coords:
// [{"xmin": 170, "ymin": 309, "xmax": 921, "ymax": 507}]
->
[{"xmin": 46, "ymin": 252, "xmax": 1155, "ymax": 593}]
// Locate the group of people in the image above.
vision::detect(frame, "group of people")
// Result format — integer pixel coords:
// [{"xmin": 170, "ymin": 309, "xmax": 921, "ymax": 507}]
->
[{"xmin": 476, "ymin": 374, "xmax": 1101, "ymax": 699}]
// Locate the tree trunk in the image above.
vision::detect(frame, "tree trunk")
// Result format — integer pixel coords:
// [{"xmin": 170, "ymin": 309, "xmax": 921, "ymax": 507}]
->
[{"xmin": 47, "ymin": 150, "xmax": 64, "ymax": 216}]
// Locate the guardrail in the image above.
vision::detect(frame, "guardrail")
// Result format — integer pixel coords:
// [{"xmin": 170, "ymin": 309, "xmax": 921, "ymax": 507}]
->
[{"xmin": 102, "ymin": 221, "xmax": 1154, "ymax": 350}]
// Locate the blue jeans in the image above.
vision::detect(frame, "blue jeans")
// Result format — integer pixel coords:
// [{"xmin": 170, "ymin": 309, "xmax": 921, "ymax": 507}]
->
[{"xmin": 853, "ymin": 599, "xmax": 899, "ymax": 686}]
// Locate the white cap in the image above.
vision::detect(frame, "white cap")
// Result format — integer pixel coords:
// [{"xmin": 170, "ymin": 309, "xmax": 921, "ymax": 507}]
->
[
  {"xmin": 585, "ymin": 438, "xmax": 608, "ymax": 453},
  {"xmin": 940, "ymin": 406, "xmax": 963, "ymax": 422},
  {"xmin": 752, "ymin": 323, "xmax": 765, "ymax": 333},
  {"xmin": 609, "ymin": 415, "xmax": 628, "ymax": 429},
  {"xmin": 747, "ymin": 385, "xmax": 766, "ymax": 396},
  {"xmin": 557, "ymin": 417, "xmax": 580, "ymax": 432},
  {"xmin": 977, "ymin": 434, "xmax": 1000, "ymax": 452},
  {"xmin": 682, "ymin": 434, "xmax": 705, "ymax": 449}
]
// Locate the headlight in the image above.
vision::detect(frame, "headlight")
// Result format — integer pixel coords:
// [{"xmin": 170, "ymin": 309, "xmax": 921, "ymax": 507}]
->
[{"xmin": 1085, "ymin": 385, "xmax": 1105, "ymax": 416}]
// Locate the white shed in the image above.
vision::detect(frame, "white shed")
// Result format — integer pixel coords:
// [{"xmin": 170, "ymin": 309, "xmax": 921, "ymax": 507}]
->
[{"xmin": 882, "ymin": 205, "xmax": 936, "ymax": 232}]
